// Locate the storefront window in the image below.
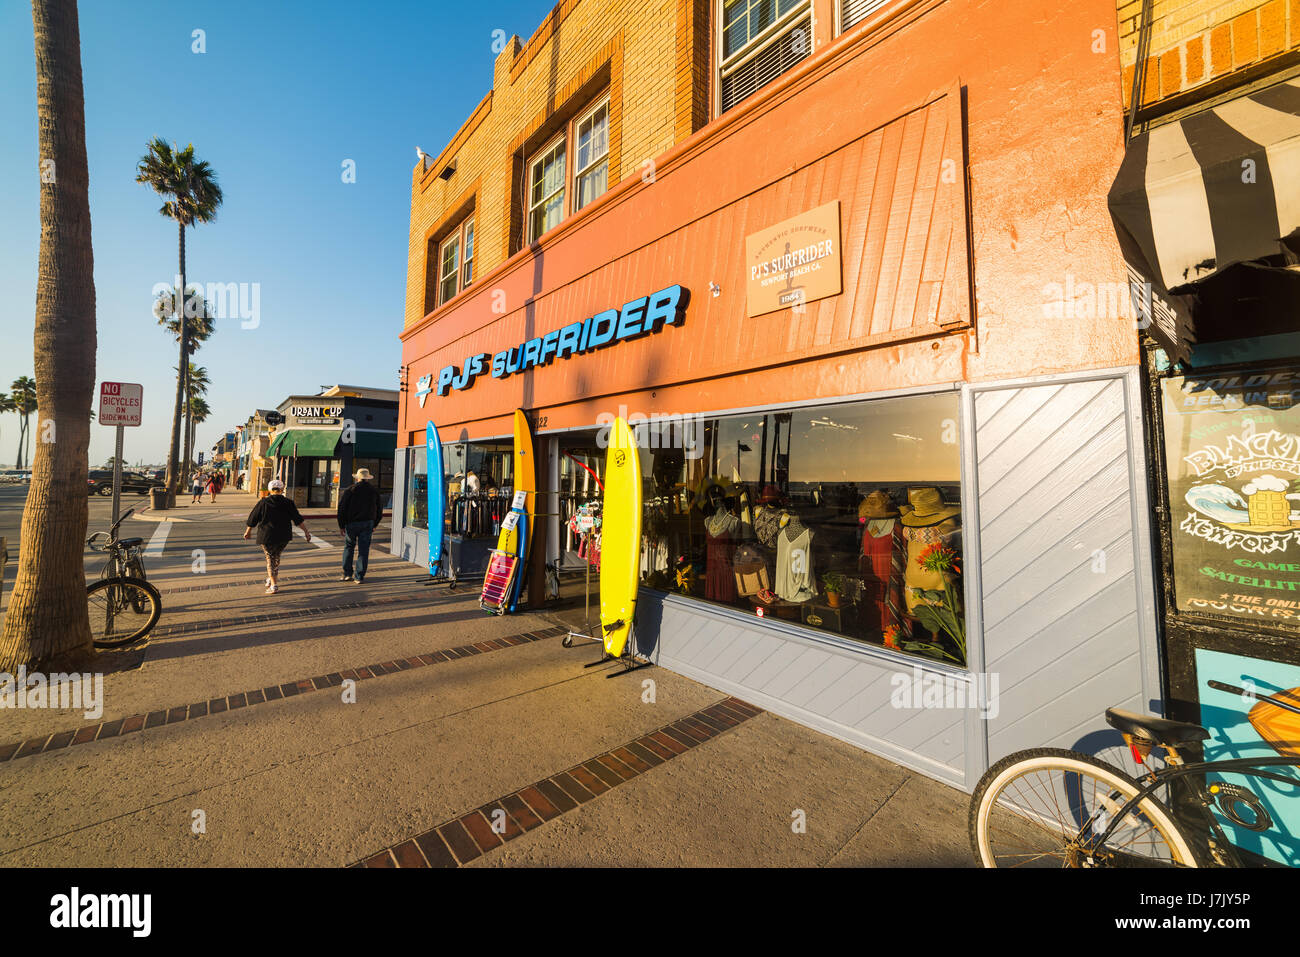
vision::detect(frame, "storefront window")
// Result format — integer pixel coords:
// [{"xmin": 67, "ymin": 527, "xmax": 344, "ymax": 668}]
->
[
  {"xmin": 1161, "ymin": 363, "xmax": 1300, "ymax": 628},
  {"xmin": 637, "ymin": 392, "xmax": 966, "ymax": 665},
  {"xmin": 406, "ymin": 446, "xmax": 428, "ymax": 530},
  {"xmin": 446, "ymin": 440, "xmax": 515, "ymax": 539}
]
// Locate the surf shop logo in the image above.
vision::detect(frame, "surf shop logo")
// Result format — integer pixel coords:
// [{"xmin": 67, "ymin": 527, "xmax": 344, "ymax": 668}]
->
[{"xmin": 1181, "ymin": 429, "xmax": 1300, "ymax": 553}]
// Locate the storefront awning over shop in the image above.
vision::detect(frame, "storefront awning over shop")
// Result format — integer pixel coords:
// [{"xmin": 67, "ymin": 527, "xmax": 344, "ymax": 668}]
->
[
  {"xmin": 267, "ymin": 429, "xmax": 341, "ymax": 458},
  {"xmin": 349, "ymin": 430, "xmax": 397, "ymax": 458},
  {"xmin": 1108, "ymin": 78, "xmax": 1300, "ymax": 361}
]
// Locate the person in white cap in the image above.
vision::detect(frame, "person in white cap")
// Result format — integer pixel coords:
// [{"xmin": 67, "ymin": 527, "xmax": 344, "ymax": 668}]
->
[
  {"xmin": 336, "ymin": 467, "xmax": 382, "ymax": 583},
  {"xmin": 242, "ymin": 479, "xmax": 310, "ymax": 594}
]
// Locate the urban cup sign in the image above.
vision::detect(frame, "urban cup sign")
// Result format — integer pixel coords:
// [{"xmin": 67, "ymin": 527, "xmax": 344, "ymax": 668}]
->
[
  {"xmin": 98, "ymin": 381, "xmax": 143, "ymax": 427},
  {"xmin": 745, "ymin": 201, "xmax": 843, "ymax": 318}
]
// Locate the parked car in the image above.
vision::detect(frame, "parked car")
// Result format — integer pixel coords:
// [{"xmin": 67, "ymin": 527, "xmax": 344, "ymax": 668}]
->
[
  {"xmin": 0, "ymin": 469, "xmax": 30, "ymax": 484},
  {"xmin": 87, "ymin": 469, "xmax": 164, "ymax": 496}
]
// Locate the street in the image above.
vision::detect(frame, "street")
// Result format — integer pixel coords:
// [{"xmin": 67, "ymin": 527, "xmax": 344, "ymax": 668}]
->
[{"xmin": 0, "ymin": 490, "xmax": 971, "ymax": 867}]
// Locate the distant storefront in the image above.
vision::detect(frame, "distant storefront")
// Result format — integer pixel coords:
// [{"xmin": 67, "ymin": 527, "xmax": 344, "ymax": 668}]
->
[{"xmin": 268, "ymin": 388, "xmax": 398, "ymax": 509}]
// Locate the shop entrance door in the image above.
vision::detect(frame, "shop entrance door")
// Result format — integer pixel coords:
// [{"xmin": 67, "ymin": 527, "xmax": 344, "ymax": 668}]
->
[
  {"xmin": 309, "ymin": 458, "xmax": 333, "ymax": 508},
  {"xmin": 554, "ymin": 431, "xmax": 605, "ymax": 572}
]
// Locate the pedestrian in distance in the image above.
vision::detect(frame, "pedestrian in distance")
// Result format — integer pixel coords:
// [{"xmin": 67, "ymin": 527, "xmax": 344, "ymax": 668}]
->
[
  {"xmin": 206, "ymin": 473, "xmax": 218, "ymax": 503},
  {"xmin": 243, "ymin": 478, "xmax": 310, "ymax": 594},
  {"xmin": 190, "ymin": 471, "xmax": 204, "ymax": 504},
  {"xmin": 337, "ymin": 467, "xmax": 382, "ymax": 583}
]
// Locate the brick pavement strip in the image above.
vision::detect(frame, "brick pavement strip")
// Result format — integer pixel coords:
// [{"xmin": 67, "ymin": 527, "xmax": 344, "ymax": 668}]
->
[
  {"xmin": 352, "ymin": 697, "xmax": 763, "ymax": 868},
  {"xmin": 0, "ymin": 625, "xmax": 569, "ymax": 763}
]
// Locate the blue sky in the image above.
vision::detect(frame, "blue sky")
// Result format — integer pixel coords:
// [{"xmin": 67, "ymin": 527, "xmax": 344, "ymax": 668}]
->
[{"xmin": 0, "ymin": 0, "xmax": 553, "ymax": 466}]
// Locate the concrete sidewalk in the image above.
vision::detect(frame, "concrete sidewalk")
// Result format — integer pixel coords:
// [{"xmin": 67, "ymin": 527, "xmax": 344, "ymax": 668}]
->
[{"xmin": 0, "ymin": 499, "xmax": 973, "ymax": 867}]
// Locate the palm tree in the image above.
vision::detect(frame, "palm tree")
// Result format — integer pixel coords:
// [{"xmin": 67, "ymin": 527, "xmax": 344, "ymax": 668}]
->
[
  {"xmin": 0, "ymin": 393, "xmax": 16, "ymax": 466},
  {"xmin": 11, "ymin": 377, "xmax": 37, "ymax": 469},
  {"xmin": 1, "ymin": 0, "xmax": 97, "ymax": 670},
  {"xmin": 180, "ymin": 362, "xmax": 209, "ymax": 472},
  {"xmin": 157, "ymin": 289, "xmax": 214, "ymax": 474},
  {"xmin": 135, "ymin": 137, "xmax": 222, "ymax": 506}
]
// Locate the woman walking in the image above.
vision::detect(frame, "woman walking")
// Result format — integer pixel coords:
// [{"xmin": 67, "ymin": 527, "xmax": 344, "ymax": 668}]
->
[
  {"xmin": 206, "ymin": 473, "xmax": 218, "ymax": 503},
  {"xmin": 242, "ymin": 478, "xmax": 310, "ymax": 594}
]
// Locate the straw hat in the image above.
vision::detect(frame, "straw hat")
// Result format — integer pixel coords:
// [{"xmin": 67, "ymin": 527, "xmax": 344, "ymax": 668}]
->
[
  {"xmin": 858, "ymin": 490, "xmax": 898, "ymax": 520},
  {"xmin": 898, "ymin": 487, "xmax": 960, "ymax": 527},
  {"xmin": 354, "ymin": 468, "xmax": 374, "ymax": 480}
]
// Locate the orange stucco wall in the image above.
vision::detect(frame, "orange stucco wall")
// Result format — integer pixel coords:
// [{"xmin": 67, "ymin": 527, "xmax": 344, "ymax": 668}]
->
[{"xmin": 400, "ymin": 0, "xmax": 1137, "ymax": 445}]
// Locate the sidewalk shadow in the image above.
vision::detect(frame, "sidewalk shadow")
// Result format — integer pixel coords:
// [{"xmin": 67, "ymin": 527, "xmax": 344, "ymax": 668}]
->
[{"xmin": 141, "ymin": 605, "xmax": 491, "ymax": 664}]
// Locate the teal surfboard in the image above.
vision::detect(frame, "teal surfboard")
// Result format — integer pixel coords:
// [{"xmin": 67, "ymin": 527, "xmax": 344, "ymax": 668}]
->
[{"xmin": 426, "ymin": 422, "xmax": 446, "ymax": 577}]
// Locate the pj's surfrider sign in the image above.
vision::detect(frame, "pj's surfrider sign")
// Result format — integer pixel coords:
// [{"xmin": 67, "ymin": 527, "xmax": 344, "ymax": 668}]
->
[
  {"xmin": 1162, "ymin": 365, "xmax": 1300, "ymax": 624},
  {"xmin": 420, "ymin": 284, "xmax": 687, "ymax": 402}
]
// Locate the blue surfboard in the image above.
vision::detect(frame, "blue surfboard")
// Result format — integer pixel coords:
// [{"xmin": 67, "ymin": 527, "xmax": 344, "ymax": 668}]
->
[
  {"xmin": 508, "ymin": 496, "xmax": 527, "ymax": 612},
  {"xmin": 426, "ymin": 422, "xmax": 446, "ymax": 577}
]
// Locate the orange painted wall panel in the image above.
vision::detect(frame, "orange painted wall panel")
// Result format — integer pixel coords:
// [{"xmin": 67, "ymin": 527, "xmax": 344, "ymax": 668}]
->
[{"xmin": 401, "ymin": 0, "xmax": 1136, "ymax": 442}]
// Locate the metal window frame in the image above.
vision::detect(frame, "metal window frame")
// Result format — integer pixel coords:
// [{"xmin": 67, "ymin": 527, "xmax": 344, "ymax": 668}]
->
[{"xmin": 527, "ymin": 132, "xmax": 568, "ymax": 243}]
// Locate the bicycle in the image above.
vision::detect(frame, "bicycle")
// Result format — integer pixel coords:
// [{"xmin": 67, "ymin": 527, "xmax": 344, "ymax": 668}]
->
[
  {"xmin": 970, "ymin": 680, "xmax": 1300, "ymax": 867},
  {"xmin": 85, "ymin": 507, "xmax": 161, "ymax": 647}
]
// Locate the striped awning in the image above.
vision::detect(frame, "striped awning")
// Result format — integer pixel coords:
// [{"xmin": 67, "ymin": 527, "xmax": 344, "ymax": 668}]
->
[{"xmin": 1109, "ymin": 78, "xmax": 1300, "ymax": 359}]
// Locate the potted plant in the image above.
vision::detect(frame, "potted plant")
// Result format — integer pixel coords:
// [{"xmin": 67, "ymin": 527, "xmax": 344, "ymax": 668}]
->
[{"xmin": 822, "ymin": 571, "xmax": 843, "ymax": 608}]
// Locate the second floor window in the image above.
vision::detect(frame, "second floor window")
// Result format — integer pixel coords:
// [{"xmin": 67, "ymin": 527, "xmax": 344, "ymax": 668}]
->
[
  {"xmin": 438, "ymin": 215, "xmax": 475, "ymax": 307},
  {"xmin": 719, "ymin": 0, "xmax": 812, "ymax": 113},
  {"xmin": 526, "ymin": 93, "xmax": 612, "ymax": 243},
  {"xmin": 528, "ymin": 137, "xmax": 567, "ymax": 242},
  {"xmin": 574, "ymin": 98, "xmax": 609, "ymax": 211}
]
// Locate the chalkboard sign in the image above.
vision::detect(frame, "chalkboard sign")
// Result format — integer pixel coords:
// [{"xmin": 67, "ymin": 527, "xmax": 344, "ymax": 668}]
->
[{"xmin": 1162, "ymin": 365, "xmax": 1300, "ymax": 625}]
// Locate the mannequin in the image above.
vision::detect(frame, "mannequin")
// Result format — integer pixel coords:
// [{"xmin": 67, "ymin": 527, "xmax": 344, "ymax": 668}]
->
[
  {"xmin": 705, "ymin": 504, "xmax": 740, "ymax": 601},
  {"xmin": 858, "ymin": 490, "xmax": 904, "ymax": 633},
  {"xmin": 899, "ymin": 487, "xmax": 961, "ymax": 616},
  {"xmin": 775, "ymin": 512, "xmax": 815, "ymax": 602}
]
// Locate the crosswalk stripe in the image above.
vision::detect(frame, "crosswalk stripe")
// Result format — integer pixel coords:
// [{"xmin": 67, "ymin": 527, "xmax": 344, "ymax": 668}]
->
[
  {"xmin": 295, "ymin": 526, "xmax": 333, "ymax": 549},
  {"xmin": 145, "ymin": 520, "xmax": 173, "ymax": 558}
]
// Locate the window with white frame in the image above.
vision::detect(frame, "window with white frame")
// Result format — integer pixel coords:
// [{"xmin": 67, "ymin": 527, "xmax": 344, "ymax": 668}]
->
[
  {"xmin": 524, "ymin": 92, "xmax": 613, "ymax": 243},
  {"xmin": 574, "ymin": 98, "xmax": 610, "ymax": 212},
  {"xmin": 718, "ymin": 0, "xmax": 813, "ymax": 114},
  {"xmin": 840, "ymin": 0, "xmax": 891, "ymax": 32},
  {"xmin": 436, "ymin": 215, "xmax": 475, "ymax": 306},
  {"xmin": 462, "ymin": 219, "xmax": 475, "ymax": 288},
  {"xmin": 528, "ymin": 136, "xmax": 567, "ymax": 242}
]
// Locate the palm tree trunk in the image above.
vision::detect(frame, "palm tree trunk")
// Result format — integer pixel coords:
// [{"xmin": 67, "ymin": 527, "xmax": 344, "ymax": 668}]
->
[
  {"xmin": 1, "ymin": 0, "xmax": 97, "ymax": 670},
  {"xmin": 14, "ymin": 418, "xmax": 24, "ymax": 469},
  {"xmin": 164, "ymin": 222, "xmax": 186, "ymax": 505},
  {"xmin": 182, "ymin": 379, "xmax": 193, "ymax": 476}
]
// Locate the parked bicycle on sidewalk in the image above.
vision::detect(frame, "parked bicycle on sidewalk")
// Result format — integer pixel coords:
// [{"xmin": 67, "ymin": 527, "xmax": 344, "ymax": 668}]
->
[
  {"xmin": 970, "ymin": 680, "xmax": 1300, "ymax": 867},
  {"xmin": 85, "ymin": 507, "xmax": 162, "ymax": 647}
]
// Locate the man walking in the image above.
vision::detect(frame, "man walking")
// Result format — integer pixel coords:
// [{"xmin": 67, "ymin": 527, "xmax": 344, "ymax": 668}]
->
[{"xmin": 337, "ymin": 467, "xmax": 382, "ymax": 583}]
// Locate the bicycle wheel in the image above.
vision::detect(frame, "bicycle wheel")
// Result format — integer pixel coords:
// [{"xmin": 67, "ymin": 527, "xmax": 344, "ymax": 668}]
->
[
  {"xmin": 970, "ymin": 748, "xmax": 1199, "ymax": 867},
  {"xmin": 87, "ymin": 576, "xmax": 162, "ymax": 647}
]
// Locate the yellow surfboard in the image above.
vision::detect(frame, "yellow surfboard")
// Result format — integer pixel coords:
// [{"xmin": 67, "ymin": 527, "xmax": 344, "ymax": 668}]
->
[{"xmin": 600, "ymin": 417, "xmax": 642, "ymax": 657}]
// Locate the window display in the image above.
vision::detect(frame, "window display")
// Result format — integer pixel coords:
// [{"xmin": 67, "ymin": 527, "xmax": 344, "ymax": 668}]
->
[
  {"xmin": 637, "ymin": 392, "xmax": 966, "ymax": 665},
  {"xmin": 445, "ymin": 440, "xmax": 514, "ymax": 539},
  {"xmin": 406, "ymin": 446, "xmax": 428, "ymax": 530}
]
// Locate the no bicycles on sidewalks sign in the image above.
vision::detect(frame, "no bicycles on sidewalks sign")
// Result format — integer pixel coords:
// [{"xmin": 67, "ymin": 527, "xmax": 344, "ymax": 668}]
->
[{"xmin": 99, "ymin": 381, "xmax": 143, "ymax": 427}]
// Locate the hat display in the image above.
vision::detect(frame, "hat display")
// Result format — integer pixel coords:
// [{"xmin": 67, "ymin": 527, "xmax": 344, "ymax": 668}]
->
[
  {"xmin": 898, "ymin": 487, "xmax": 960, "ymax": 527},
  {"xmin": 858, "ymin": 490, "xmax": 898, "ymax": 520},
  {"xmin": 354, "ymin": 468, "xmax": 374, "ymax": 480},
  {"xmin": 757, "ymin": 484, "xmax": 781, "ymax": 504}
]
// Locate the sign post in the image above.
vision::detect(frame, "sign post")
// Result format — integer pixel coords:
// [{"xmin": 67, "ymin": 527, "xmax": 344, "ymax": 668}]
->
[{"xmin": 98, "ymin": 381, "xmax": 143, "ymax": 526}]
